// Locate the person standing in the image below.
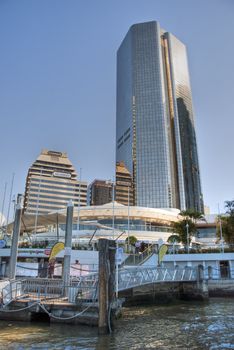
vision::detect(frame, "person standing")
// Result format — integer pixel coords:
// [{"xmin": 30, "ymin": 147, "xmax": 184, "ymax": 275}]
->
[{"xmin": 48, "ymin": 258, "xmax": 55, "ymax": 278}]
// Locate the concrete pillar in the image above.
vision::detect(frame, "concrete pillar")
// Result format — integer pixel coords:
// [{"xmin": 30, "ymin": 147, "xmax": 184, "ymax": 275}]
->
[
  {"xmin": 8, "ymin": 203, "xmax": 22, "ymax": 279},
  {"xmin": 108, "ymin": 240, "xmax": 116, "ymax": 305},
  {"xmin": 62, "ymin": 201, "xmax": 74, "ymax": 286}
]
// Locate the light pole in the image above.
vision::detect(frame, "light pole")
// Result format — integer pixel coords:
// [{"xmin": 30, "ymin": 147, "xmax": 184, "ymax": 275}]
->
[{"xmin": 186, "ymin": 222, "xmax": 189, "ymax": 254}]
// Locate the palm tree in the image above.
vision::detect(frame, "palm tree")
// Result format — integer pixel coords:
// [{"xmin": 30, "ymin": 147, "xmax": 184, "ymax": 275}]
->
[
  {"xmin": 179, "ymin": 209, "xmax": 205, "ymax": 223},
  {"xmin": 167, "ymin": 209, "xmax": 203, "ymax": 251}
]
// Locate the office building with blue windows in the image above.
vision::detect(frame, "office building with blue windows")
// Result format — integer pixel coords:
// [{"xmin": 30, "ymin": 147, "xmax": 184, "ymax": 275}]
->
[{"xmin": 116, "ymin": 21, "xmax": 204, "ymax": 212}]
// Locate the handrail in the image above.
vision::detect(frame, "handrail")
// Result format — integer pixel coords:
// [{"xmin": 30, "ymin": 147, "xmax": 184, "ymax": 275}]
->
[
  {"xmin": 122, "ymin": 244, "xmax": 155, "ymax": 266},
  {"xmin": 117, "ymin": 266, "xmax": 198, "ymax": 291}
]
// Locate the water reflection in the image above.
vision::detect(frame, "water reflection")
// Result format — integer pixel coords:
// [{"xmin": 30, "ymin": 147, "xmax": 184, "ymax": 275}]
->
[{"xmin": 0, "ymin": 299, "xmax": 233, "ymax": 349}]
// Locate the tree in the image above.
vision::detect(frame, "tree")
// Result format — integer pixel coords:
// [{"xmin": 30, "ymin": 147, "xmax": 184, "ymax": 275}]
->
[
  {"xmin": 179, "ymin": 209, "xmax": 205, "ymax": 223},
  {"xmin": 167, "ymin": 234, "xmax": 181, "ymax": 244},
  {"xmin": 217, "ymin": 200, "xmax": 234, "ymax": 246},
  {"xmin": 225, "ymin": 200, "xmax": 234, "ymax": 216},
  {"xmin": 126, "ymin": 235, "xmax": 137, "ymax": 246},
  {"xmin": 171, "ymin": 218, "xmax": 196, "ymax": 246},
  {"xmin": 167, "ymin": 209, "xmax": 202, "ymax": 249},
  {"xmin": 220, "ymin": 216, "xmax": 234, "ymax": 246}
]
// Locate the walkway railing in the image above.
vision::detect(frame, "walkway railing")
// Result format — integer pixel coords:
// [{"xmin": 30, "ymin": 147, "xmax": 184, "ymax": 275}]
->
[
  {"xmin": 122, "ymin": 244, "xmax": 155, "ymax": 266},
  {"xmin": 118, "ymin": 266, "xmax": 197, "ymax": 291},
  {"xmin": 1, "ymin": 274, "xmax": 99, "ymax": 305},
  {"xmin": 1, "ymin": 266, "xmax": 199, "ymax": 305}
]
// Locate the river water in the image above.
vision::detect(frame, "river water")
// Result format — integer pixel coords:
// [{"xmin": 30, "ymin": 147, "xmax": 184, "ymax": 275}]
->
[{"xmin": 0, "ymin": 298, "xmax": 233, "ymax": 350}]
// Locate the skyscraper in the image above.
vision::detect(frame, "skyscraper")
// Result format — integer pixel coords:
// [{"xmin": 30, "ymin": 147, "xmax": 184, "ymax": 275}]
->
[
  {"xmin": 23, "ymin": 149, "xmax": 87, "ymax": 214},
  {"xmin": 116, "ymin": 21, "xmax": 204, "ymax": 212}
]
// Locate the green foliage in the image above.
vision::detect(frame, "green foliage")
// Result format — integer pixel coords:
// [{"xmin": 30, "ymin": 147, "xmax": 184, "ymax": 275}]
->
[
  {"xmin": 172, "ymin": 218, "xmax": 196, "ymax": 246},
  {"xmin": 219, "ymin": 216, "xmax": 234, "ymax": 245},
  {"xmin": 225, "ymin": 200, "xmax": 234, "ymax": 216},
  {"xmin": 170, "ymin": 209, "xmax": 205, "ymax": 248},
  {"xmin": 217, "ymin": 200, "xmax": 234, "ymax": 246},
  {"xmin": 126, "ymin": 235, "xmax": 137, "ymax": 246},
  {"xmin": 179, "ymin": 209, "xmax": 205, "ymax": 223},
  {"xmin": 167, "ymin": 234, "xmax": 181, "ymax": 243}
]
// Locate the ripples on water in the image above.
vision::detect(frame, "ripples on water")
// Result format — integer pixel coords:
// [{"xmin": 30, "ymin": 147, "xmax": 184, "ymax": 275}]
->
[{"xmin": 0, "ymin": 298, "xmax": 233, "ymax": 350}]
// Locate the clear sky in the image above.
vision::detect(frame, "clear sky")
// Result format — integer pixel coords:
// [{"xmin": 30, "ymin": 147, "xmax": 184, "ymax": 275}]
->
[{"xmin": 0, "ymin": 0, "xmax": 233, "ymax": 219}]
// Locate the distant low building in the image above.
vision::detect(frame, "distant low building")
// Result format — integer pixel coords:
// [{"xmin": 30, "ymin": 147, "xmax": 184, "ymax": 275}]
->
[{"xmin": 23, "ymin": 149, "xmax": 87, "ymax": 214}]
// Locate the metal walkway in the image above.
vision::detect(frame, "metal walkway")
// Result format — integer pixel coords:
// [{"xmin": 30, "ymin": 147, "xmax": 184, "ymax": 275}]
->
[
  {"xmin": 118, "ymin": 266, "xmax": 197, "ymax": 291},
  {"xmin": 1, "ymin": 266, "xmax": 197, "ymax": 305}
]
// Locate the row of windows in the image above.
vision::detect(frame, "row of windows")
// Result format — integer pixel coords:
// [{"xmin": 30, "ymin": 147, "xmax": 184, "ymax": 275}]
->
[
  {"xmin": 29, "ymin": 178, "xmax": 86, "ymax": 188},
  {"xmin": 27, "ymin": 202, "xmax": 86, "ymax": 210},
  {"xmin": 27, "ymin": 204, "xmax": 67, "ymax": 210},
  {"xmin": 30, "ymin": 189, "xmax": 87, "ymax": 197},
  {"xmin": 28, "ymin": 182, "xmax": 86, "ymax": 191},
  {"xmin": 29, "ymin": 199, "xmax": 84, "ymax": 206},
  {"xmin": 29, "ymin": 169, "xmax": 77, "ymax": 181},
  {"xmin": 32, "ymin": 162, "xmax": 72, "ymax": 169},
  {"xmin": 29, "ymin": 193, "xmax": 87, "ymax": 202},
  {"xmin": 116, "ymin": 189, "xmax": 133, "ymax": 196}
]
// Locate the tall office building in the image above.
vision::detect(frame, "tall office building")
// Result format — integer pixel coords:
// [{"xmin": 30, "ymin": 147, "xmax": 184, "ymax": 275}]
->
[
  {"xmin": 116, "ymin": 21, "xmax": 204, "ymax": 212},
  {"xmin": 88, "ymin": 180, "xmax": 113, "ymax": 206},
  {"xmin": 23, "ymin": 149, "xmax": 87, "ymax": 214}
]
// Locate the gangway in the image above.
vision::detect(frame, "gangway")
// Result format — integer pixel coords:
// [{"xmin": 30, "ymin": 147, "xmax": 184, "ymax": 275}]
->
[{"xmin": 1, "ymin": 266, "xmax": 197, "ymax": 306}]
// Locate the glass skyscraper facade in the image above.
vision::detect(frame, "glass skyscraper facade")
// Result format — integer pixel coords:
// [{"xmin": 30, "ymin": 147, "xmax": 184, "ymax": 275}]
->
[{"xmin": 116, "ymin": 21, "xmax": 204, "ymax": 212}]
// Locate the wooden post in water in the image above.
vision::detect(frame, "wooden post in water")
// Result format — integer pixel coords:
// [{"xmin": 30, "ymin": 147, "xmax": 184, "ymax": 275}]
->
[
  {"xmin": 9, "ymin": 202, "xmax": 22, "ymax": 279},
  {"xmin": 108, "ymin": 240, "xmax": 116, "ymax": 306},
  {"xmin": 98, "ymin": 238, "xmax": 116, "ymax": 334}
]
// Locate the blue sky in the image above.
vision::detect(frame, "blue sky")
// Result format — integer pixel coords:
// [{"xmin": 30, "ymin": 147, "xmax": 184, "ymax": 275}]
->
[{"xmin": 0, "ymin": 0, "xmax": 233, "ymax": 218}]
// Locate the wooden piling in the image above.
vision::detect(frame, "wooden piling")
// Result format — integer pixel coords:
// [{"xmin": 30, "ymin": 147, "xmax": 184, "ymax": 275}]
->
[{"xmin": 98, "ymin": 239, "xmax": 116, "ymax": 334}]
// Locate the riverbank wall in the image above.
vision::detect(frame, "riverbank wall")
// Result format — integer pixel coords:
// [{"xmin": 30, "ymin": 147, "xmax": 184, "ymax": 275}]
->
[
  {"xmin": 119, "ymin": 279, "xmax": 234, "ymax": 306},
  {"xmin": 208, "ymin": 279, "xmax": 234, "ymax": 297},
  {"xmin": 119, "ymin": 280, "xmax": 209, "ymax": 306}
]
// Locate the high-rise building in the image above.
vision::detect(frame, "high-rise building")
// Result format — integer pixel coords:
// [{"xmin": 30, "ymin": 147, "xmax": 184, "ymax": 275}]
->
[
  {"xmin": 116, "ymin": 21, "xmax": 204, "ymax": 212},
  {"xmin": 23, "ymin": 149, "xmax": 87, "ymax": 214},
  {"xmin": 88, "ymin": 180, "xmax": 113, "ymax": 206},
  {"xmin": 115, "ymin": 161, "xmax": 134, "ymax": 206}
]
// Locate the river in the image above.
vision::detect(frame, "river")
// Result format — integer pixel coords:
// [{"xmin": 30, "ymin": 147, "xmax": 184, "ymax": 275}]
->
[{"xmin": 0, "ymin": 298, "xmax": 233, "ymax": 350}]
